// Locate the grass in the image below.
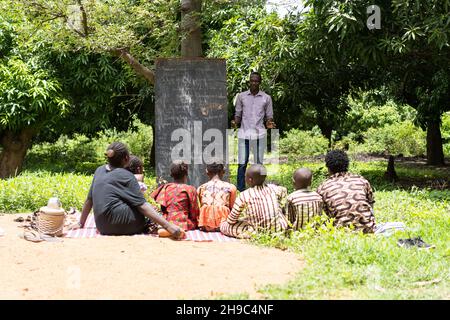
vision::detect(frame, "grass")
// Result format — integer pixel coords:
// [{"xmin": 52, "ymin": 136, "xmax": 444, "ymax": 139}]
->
[
  {"xmin": 251, "ymin": 189, "xmax": 450, "ymax": 299},
  {"xmin": 1, "ymin": 159, "xmax": 449, "ymax": 299}
]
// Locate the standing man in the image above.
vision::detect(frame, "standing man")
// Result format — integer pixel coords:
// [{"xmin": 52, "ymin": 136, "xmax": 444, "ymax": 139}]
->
[{"xmin": 231, "ymin": 71, "xmax": 276, "ymax": 191}]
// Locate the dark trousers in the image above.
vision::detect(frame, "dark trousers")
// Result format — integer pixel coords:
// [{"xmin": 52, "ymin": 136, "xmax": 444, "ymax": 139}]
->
[{"xmin": 237, "ymin": 138, "xmax": 265, "ymax": 191}]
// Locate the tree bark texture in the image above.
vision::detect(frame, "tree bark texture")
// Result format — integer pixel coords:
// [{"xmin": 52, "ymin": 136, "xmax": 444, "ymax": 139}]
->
[
  {"xmin": 180, "ymin": 0, "xmax": 203, "ymax": 57},
  {"xmin": 0, "ymin": 129, "xmax": 35, "ymax": 179},
  {"xmin": 426, "ymin": 116, "xmax": 445, "ymax": 165}
]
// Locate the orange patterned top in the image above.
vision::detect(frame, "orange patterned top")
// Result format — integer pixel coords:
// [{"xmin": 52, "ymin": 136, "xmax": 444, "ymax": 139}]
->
[{"xmin": 197, "ymin": 179, "xmax": 237, "ymax": 231}]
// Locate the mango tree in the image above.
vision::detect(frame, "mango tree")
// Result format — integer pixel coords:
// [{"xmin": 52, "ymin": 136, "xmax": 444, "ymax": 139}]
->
[{"xmin": 302, "ymin": 0, "xmax": 450, "ymax": 164}]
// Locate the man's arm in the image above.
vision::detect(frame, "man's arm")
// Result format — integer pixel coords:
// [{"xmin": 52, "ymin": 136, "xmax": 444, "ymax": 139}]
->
[
  {"xmin": 234, "ymin": 93, "xmax": 243, "ymax": 126},
  {"xmin": 79, "ymin": 198, "xmax": 92, "ymax": 228},
  {"xmin": 265, "ymin": 95, "xmax": 275, "ymax": 128}
]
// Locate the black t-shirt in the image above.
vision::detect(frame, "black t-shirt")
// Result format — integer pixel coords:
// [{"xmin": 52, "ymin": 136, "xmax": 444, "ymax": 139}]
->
[{"xmin": 88, "ymin": 165, "xmax": 147, "ymax": 235}]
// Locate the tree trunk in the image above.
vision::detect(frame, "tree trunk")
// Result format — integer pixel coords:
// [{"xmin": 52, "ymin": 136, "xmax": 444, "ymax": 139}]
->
[
  {"xmin": 426, "ymin": 117, "xmax": 445, "ymax": 165},
  {"xmin": 180, "ymin": 0, "xmax": 203, "ymax": 57},
  {"xmin": 317, "ymin": 122, "xmax": 333, "ymax": 148},
  {"xmin": 384, "ymin": 155, "xmax": 398, "ymax": 182},
  {"xmin": 150, "ymin": 124, "xmax": 156, "ymax": 168},
  {"xmin": 0, "ymin": 129, "xmax": 35, "ymax": 179}
]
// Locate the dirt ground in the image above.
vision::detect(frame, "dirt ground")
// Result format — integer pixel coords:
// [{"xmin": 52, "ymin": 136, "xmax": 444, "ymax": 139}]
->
[{"xmin": 0, "ymin": 214, "xmax": 303, "ymax": 300}]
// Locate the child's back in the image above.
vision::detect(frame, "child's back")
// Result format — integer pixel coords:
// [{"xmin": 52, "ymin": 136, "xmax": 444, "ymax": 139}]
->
[
  {"xmin": 197, "ymin": 179, "xmax": 236, "ymax": 232},
  {"xmin": 287, "ymin": 168, "xmax": 323, "ymax": 230},
  {"xmin": 151, "ymin": 161, "xmax": 199, "ymax": 231},
  {"xmin": 220, "ymin": 165, "xmax": 289, "ymax": 239},
  {"xmin": 286, "ymin": 189, "xmax": 323, "ymax": 230},
  {"xmin": 236, "ymin": 184, "xmax": 288, "ymax": 230}
]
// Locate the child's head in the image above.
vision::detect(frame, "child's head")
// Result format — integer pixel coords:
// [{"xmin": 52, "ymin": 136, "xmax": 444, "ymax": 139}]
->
[
  {"xmin": 325, "ymin": 149, "xmax": 349, "ymax": 175},
  {"xmin": 170, "ymin": 160, "xmax": 189, "ymax": 183},
  {"xmin": 245, "ymin": 164, "xmax": 267, "ymax": 187},
  {"xmin": 105, "ymin": 142, "xmax": 130, "ymax": 168},
  {"xmin": 293, "ymin": 168, "xmax": 313, "ymax": 190},
  {"xmin": 206, "ymin": 160, "xmax": 225, "ymax": 179},
  {"xmin": 125, "ymin": 155, "xmax": 144, "ymax": 175}
]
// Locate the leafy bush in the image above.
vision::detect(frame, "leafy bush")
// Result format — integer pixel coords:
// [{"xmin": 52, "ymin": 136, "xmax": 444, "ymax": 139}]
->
[
  {"xmin": 0, "ymin": 172, "xmax": 91, "ymax": 213},
  {"xmin": 347, "ymin": 121, "xmax": 426, "ymax": 156},
  {"xmin": 24, "ymin": 117, "xmax": 152, "ymax": 174},
  {"xmin": 0, "ymin": 170, "xmax": 157, "ymax": 213},
  {"xmin": 279, "ymin": 127, "xmax": 329, "ymax": 159},
  {"xmin": 340, "ymin": 90, "xmax": 417, "ymax": 141}
]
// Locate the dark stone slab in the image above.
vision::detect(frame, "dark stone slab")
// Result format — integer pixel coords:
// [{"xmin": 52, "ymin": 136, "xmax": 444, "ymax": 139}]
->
[{"xmin": 155, "ymin": 58, "xmax": 229, "ymax": 187}]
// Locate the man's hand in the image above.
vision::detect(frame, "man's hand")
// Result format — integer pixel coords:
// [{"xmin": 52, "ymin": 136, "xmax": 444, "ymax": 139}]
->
[
  {"xmin": 266, "ymin": 119, "xmax": 276, "ymax": 129},
  {"xmin": 231, "ymin": 120, "xmax": 238, "ymax": 129}
]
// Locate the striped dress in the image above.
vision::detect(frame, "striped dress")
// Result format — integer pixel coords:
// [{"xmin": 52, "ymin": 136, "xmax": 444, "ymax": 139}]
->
[
  {"xmin": 286, "ymin": 189, "xmax": 323, "ymax": 230},
  {"xmin": 220, "ymin": 184, "xmax": 289, "ymax": 238}
]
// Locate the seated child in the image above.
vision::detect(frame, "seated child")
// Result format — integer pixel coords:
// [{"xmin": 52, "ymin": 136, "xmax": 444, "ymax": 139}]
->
[
  {"xmin": 220, "ymin": 164, "xmax": 289, "ymax": 239},
  {"xmin": 151, "ymin": 161, "xmax": 199, "ymax": 236},
  {"xmin": 286, "ymin": 168, "xmax": 323, "ymax": 230},
  {"xmin": 197, "ymin": 161, "xmax": 237, "ymax": 232},
  {"xmin": 125, "ymin": 155, "xmax": 148, "ymax": 194}
]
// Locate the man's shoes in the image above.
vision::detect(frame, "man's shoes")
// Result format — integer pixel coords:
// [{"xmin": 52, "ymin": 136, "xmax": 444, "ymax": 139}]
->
[{"xmin": 397, "ymin": 237, "xmax": 435, "ymax": 249}]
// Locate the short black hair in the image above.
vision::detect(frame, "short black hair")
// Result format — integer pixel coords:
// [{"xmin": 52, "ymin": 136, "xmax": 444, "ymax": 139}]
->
[
  {"xmin": 125, "ymin": 155, "xmax": 143, "ymax": 174},
  {"xmin": 247, "ymin": 164, "xmax": 267, "ymax": 185},
  {"xmin": 105, "ymin": 142, "xmax": 130, "ymax": 168},
  {"xmin": 206, "ymin": 161, "xmax": 224, "ymax": 175},
  {"xmin": 250, "ymin": 71, "xmax": 262, "ymax": 81},
  {"xmin": 325, "ymin": 150, "xmax": 349, "ymax": 174},
  {"xmin": 170, "ymin": 161, "xmax": 189, "ymax": 180}
]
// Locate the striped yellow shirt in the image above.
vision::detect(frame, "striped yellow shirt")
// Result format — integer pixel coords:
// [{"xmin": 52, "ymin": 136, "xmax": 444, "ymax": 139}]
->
[
  {"xmin": 286, "ymin": 189, "xmax": 323, "ymax": 230},
  {"xmin": 224, "ymin": 184, "xmax": 289, "ymax": 233}
]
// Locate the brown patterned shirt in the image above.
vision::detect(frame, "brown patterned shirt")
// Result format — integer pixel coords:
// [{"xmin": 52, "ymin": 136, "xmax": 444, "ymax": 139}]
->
[
  {"xmin": 286, "ymin": 189, "xmax": 323, "ymax": 230},
  {"xmin": 317, "ymin": 172, "xmax": 376, "ymax": 233}
]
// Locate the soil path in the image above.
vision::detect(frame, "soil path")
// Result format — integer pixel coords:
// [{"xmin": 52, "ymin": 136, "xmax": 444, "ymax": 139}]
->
[{"xmin": 0, "ymin": 214, "xmax": 303, "ymax": 300}]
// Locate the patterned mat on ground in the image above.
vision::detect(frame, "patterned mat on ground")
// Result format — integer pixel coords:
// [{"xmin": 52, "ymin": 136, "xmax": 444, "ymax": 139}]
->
[{"xmin": 65, "ymin": 214, "xmax": 238, "ymax": 242}]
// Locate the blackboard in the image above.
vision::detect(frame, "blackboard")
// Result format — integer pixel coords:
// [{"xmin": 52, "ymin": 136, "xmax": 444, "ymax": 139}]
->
[{"xmin": 155, "ymin": 58, "xmax": 229, "ymax": 187}]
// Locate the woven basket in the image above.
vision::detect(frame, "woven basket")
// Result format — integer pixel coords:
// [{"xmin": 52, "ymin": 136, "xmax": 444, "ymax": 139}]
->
[{"xmin": 34, "ymin": 210, "xmax": 66, "ymax": 237}]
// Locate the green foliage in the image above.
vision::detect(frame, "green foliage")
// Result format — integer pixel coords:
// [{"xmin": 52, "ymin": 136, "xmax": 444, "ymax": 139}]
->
[
  {"xmin": 17, "ymin": 0, "xmax": 180, "ymax": 59},
  {"xmin": 279, "ymin": 128, "xmax": 329, "ymax": 159},
  {"xmin": 0, "ymin": 14, "xmax": 69, "ymax": 131},
  {"xmin": 351, "ymin": 121, "xmax": 426, "ymax": 157},
  {"xmin": 340, "ymin": 90, "xmax": 417, "ymax": 141},
  {"xmin": 206, "ymin": 6, "xmax": 309, "ymax": 130},
  {"xmin": 24, "ymin": 117, "xmax": 153, "ymax": 174},
  {"xmin": 0, "ymin": 172, "xmax": 91, "ymax": 213}
]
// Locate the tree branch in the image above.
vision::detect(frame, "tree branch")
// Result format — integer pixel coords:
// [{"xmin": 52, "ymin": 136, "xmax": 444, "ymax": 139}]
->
[
  {"xmin": 110, "ymin": 48, "xmax": 155, "ymax": 85},
  {"xmin": 76, "ymin": 0, "xmax": 89, "ymax": 37}
]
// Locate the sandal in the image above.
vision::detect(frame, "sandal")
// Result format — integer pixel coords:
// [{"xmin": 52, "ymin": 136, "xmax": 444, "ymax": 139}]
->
[{"xmin": 21, "ymin": 228, "xmax": 63, "ymax": 243}]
